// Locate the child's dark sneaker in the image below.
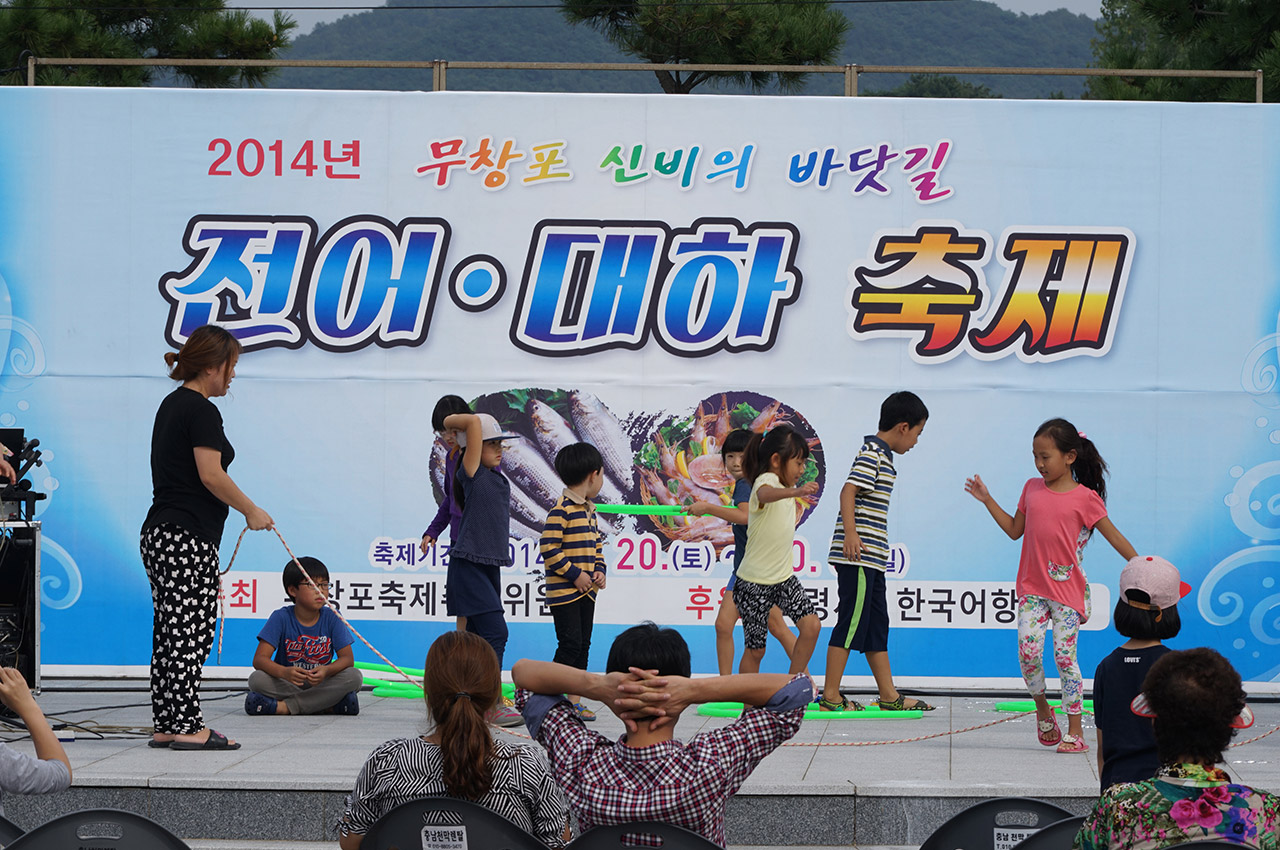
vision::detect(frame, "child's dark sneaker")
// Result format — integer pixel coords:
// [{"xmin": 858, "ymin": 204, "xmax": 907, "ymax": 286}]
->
[
  {"xmin": 331, "ymin": 691, "xmax": 360, "ymax": 716},
  {"xmin": 244, "ymin": 691, "xmax": 277, "ymax": 716}
]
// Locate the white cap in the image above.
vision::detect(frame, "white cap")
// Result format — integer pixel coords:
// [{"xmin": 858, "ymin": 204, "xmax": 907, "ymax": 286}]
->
[{"xmin": 456, "ymin": 413, "xmax": 520, "ymax": 447}]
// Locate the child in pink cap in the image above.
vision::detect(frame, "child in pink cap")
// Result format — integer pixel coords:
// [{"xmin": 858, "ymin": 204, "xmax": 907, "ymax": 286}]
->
[{"xmin": 1091, "ymin": 555, "xmax": 1190, "ymax": 790}]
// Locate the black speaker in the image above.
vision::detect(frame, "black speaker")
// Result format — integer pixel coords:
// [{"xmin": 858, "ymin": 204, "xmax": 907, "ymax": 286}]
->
[{"xmin": 0, "ymin": 525, "xmax": 39, "ymax": 689}]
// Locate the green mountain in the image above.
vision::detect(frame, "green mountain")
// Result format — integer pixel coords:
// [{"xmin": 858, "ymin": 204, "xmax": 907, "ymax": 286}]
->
[{"xmin": 271, "ymin": 0, "xmax": 1097, "ymax": 99}]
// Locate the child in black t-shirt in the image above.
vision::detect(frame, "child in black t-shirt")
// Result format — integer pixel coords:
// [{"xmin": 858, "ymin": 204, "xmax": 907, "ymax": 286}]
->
[{"xmin": 1092, "ymin": 555, "xmax": 1188, "ymax": 790}]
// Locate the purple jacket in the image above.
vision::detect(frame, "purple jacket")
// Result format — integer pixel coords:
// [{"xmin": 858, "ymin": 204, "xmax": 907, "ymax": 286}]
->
[{"xmin": 423, "ymin": 449, "xmax": 463, "ymax": 542}]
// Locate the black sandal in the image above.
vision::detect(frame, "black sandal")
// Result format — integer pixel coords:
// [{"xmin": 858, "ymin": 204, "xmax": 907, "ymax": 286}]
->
[
  {"xmin": 171, "ymin": 729, "xmax": 241, "ymax": 750},
  {"xmin": 878, "ymin": 694, "xmax": 937, "ymax": 712}
]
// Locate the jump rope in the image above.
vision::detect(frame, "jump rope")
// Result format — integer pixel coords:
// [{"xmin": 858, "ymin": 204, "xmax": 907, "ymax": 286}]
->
[{"xmin": 214, "ymin": 524, "xmax": 1280, "ymax": 750}]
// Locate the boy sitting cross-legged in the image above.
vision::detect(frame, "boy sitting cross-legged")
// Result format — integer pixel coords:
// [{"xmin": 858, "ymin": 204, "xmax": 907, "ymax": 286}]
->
[
  {"xmin": 512, "ymin": 622, "xmax": 813, "ymax": 848},
  {"xmin": 245, "ymin": 556, "xmax": 364, "ymax": 716}
]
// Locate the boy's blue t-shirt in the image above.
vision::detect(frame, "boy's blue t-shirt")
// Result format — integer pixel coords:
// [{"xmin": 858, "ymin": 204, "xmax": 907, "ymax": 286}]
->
[
  {"xmin": 257, "ymin": 605, "xmax": 353, "ymax": 670},
  {"xmin": 731, "ymin": 478, "xmax": 752, "ymax": 571}
]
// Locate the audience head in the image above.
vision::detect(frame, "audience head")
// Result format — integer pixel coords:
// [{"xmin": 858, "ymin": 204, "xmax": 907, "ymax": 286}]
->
[
  {"xmin": 1114, "ymin": 555, "xmax": 1186, "ymax": 641},
  {"xmin": 424, "ymin": 631, "xmax": 499, "ymax": 799},
  {"xmin": 606, "ymin": 622, "xmax": 691, "ymax": 679},
  {"xmin": 1138, "ymin": 647, "xmax": 1250, "ymax": 767}
]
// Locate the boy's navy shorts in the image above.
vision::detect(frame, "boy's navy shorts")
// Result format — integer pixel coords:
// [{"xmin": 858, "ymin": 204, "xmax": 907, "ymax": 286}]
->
[{"xmin": 828, "ymin": 564, "xmax": 889, "ymax": 653}]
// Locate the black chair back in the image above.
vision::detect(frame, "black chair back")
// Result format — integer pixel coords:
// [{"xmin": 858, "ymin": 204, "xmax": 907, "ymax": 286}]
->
[
  {"xmin": 0, "ymin": 815, "xmax": 23, "ymax": 848},
  {"xmin": 567, "ymin": 821, "xmax": 720, "ymax": 849},
  {"xmin": 1008, "ymin": 815, "xmax": 1086, "ymax": 850},
  {"xmin": 362, "ymin": 796, "xmax": 545, "ymax": 850},
  {"xmin": 5, "ymin": 808, "xmax": 188, "ymax": 849},
  {"xmin": 919, "ymin": 797, "xmax": 1074, "ymax": 850}
]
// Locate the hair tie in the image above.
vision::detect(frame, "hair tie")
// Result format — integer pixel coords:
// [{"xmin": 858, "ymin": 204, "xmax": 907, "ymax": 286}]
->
[
  {"xmin": 1077, "ymin": 430, "xmax": 1087, "ymax": 440},
  {"xmin": 453, "ymin": 692, "xmax": 471, "ymax": 701}
]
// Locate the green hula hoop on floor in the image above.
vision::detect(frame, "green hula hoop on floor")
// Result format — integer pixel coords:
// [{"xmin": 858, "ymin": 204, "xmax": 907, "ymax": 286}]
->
[
  {"xmin": 697, "ymin": 702, "xmax": 922, "ymax": 720},
  {"xmin": 358, "ymin": 664, "xmax": 515, "ymax": 701}
]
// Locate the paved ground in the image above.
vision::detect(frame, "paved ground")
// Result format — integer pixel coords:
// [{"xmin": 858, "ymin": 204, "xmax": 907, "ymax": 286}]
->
[{"xmin": 3, "ymin": 679, "xmax": 1277, "ymax": 846}]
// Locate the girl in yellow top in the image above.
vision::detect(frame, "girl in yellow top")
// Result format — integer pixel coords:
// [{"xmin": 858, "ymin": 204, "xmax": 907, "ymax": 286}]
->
[{"xmin": 734, "ymin": 425, "xmax": 820, "ymax": 675}]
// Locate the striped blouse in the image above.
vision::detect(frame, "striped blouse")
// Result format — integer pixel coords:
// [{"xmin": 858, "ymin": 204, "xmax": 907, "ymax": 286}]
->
[{"xmin": 340, "ymin": 737, "xmax": 568, "ymax": 847}]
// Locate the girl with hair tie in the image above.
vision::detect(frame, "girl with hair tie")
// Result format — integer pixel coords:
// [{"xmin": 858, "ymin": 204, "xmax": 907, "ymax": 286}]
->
[{"xmin": 339, "ymin": 631, "xmax": 568, "ymax": 849}]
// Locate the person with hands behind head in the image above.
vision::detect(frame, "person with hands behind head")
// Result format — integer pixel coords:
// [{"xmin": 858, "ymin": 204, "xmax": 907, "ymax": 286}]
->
[
  {"xmin": 513, "ymin": 622, "xmax": 813, "ymax": 848},
  {"xmin": 142, "ymin": 324, "xmax": 273, "ymax": 751},
  {"xmin": 0, "ymin": 667, "xmax": 71, "ymax": 814}
]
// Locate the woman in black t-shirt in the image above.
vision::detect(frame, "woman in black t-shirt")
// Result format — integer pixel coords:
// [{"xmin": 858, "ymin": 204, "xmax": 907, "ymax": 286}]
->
[{"xmin": 141, "ymin": 324, "xmax": 273, "ymax": 750}]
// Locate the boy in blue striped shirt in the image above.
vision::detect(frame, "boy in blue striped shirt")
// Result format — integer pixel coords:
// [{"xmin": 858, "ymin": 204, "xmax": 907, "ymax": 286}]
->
[
  {"xmin": 820, "ymin": 391, "xmax": 934, "ymax": 713},
  {"xmin": 540, "ymin": 442, "xmax": 607, "ymax": 720}
]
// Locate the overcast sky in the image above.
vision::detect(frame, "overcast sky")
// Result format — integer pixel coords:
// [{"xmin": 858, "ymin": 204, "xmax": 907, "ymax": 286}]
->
[{"xmin": 275, "ymin": 0, "xmax": 1102, "ymax": 39}]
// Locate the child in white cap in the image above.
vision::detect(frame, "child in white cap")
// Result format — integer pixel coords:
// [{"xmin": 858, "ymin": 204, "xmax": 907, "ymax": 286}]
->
[{"xmin": 1091, "ymin": 555, "xmax": 1189, "ymax": 790}]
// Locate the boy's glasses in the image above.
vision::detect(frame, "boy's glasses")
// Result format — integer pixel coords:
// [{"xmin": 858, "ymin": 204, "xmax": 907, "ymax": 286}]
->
[{"xmin": 308, "ymin": 582, "xmax": 331, "ymax": 592}]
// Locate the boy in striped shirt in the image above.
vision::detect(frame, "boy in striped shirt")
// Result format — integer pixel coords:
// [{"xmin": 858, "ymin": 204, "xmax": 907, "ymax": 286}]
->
[
  {"xmin": 820, "ymin": 391, "xmax": 935, "ymax": 713},
  {"xmin": 540, "ymin": 442, "xmax": 608, "ymax": 720}
]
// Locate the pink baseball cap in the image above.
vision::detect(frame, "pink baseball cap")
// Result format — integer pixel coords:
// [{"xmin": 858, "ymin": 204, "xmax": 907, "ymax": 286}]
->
[{"xmin": 1119, "ymin": 555, "xmax": 1191, "ymax": 611}]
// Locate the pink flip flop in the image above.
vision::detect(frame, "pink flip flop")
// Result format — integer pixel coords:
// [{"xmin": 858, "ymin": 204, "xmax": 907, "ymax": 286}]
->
[{"xmin": 1037, "ymin": 717, "xmax": 1062, "ymax": 747}]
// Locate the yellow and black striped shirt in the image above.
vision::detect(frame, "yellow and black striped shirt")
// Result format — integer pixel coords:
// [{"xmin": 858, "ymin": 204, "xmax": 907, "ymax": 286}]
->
[{"xmin": 540, "ymin": 490, "xmax": 606, "ymax": 607}]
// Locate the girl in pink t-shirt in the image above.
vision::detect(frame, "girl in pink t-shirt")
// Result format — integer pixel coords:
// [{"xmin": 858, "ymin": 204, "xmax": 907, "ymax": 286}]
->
[{"xmin": 965, "ymin": 418, "xmax": 1138, "ymax": 754}]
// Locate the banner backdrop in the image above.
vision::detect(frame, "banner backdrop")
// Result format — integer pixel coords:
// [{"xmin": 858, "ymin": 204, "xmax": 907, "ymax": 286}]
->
[{"xmin": 1, "ymin": 88, "xmax": 1278, "ymax": 683}]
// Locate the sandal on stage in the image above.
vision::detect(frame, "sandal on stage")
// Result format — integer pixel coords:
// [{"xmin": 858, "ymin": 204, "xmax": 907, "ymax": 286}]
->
[
  {"xmin": 1037, "ymin": 717, "xmax": 1062, "ymax": 747},
  {"xmin": 878, "ymin": 694, "xmax": 936, "ymax": 712},
  {"xmin": 1057, "ymin": 733, "xmax": 1089, "ymax": 754},
  {"xmin": 171, "ymin": 729, "xmax": 241, "ymax": 751},
  {"xmin": 818, "ymin": 696, "xmax": 865, "ymax": 712},
  {"xmin": 147, "ymin": 739, "xmax": 171, "ymax": 749}
]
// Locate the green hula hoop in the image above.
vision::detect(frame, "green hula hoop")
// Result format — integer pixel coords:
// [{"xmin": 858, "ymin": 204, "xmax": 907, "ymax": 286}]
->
[
  {"xmin": 364, "ymin": 675, "xmax": 515, "ymax": 701},
  {"xmin": 595, "ymin": 504, "xmax": 686, "ymax": 516},
  {"xmin": 697, "ymin": 702, "xmax": 921, "ymax": 720}
]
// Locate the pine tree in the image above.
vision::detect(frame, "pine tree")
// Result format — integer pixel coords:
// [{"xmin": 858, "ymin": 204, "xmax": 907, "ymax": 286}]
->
[
  {"xmin": 1088, "ymin": 0, "xmax": 1280, "ymax": 102},
  {"xmin": 561, "ymin": 0, "xmax": 848, "ymax": 94},
  {"xmin": 1, "ymin": 0, "xmax": 296, "ymax": 86}
]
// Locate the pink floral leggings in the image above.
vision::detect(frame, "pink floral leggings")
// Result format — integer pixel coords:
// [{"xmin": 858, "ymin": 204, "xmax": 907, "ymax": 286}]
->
[{"xmin": 1017, "ymin": 594, "xmax": 1083, "ymax": 715}]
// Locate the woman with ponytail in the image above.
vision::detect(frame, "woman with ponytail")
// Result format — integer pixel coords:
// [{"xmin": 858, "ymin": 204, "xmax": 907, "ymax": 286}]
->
[
  {"xmin": 966, "ymin": 417, "xmax": 1138, "ymax": 755},
  {"xmin": 339, "ymin": 631, "xmax": 568, "ymax": 848},
  {"xmin": 142, "ymin": 324, "xmax": 273, "ymax": 750}
]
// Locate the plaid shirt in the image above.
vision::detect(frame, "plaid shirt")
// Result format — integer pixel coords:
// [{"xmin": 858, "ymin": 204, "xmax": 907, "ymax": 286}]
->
[{"xmin": 516, "ymin": 675, "xmax": 812, "ymax": 848}]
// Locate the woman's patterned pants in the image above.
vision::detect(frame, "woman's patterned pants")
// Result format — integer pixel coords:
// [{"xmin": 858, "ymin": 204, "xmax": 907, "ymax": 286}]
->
[{"xmin": 140, "ymin": 523, "xmax": 220, "ymax": 735}]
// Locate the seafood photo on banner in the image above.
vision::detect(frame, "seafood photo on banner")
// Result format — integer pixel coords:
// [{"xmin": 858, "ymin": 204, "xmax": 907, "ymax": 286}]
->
[
  {"xmin": 634, "ymin": 391, "xmax": 825, "ymax": 551},
  {"xmin": 428, "ymin": 388, "xmax": 637, "ymax": 540}
]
